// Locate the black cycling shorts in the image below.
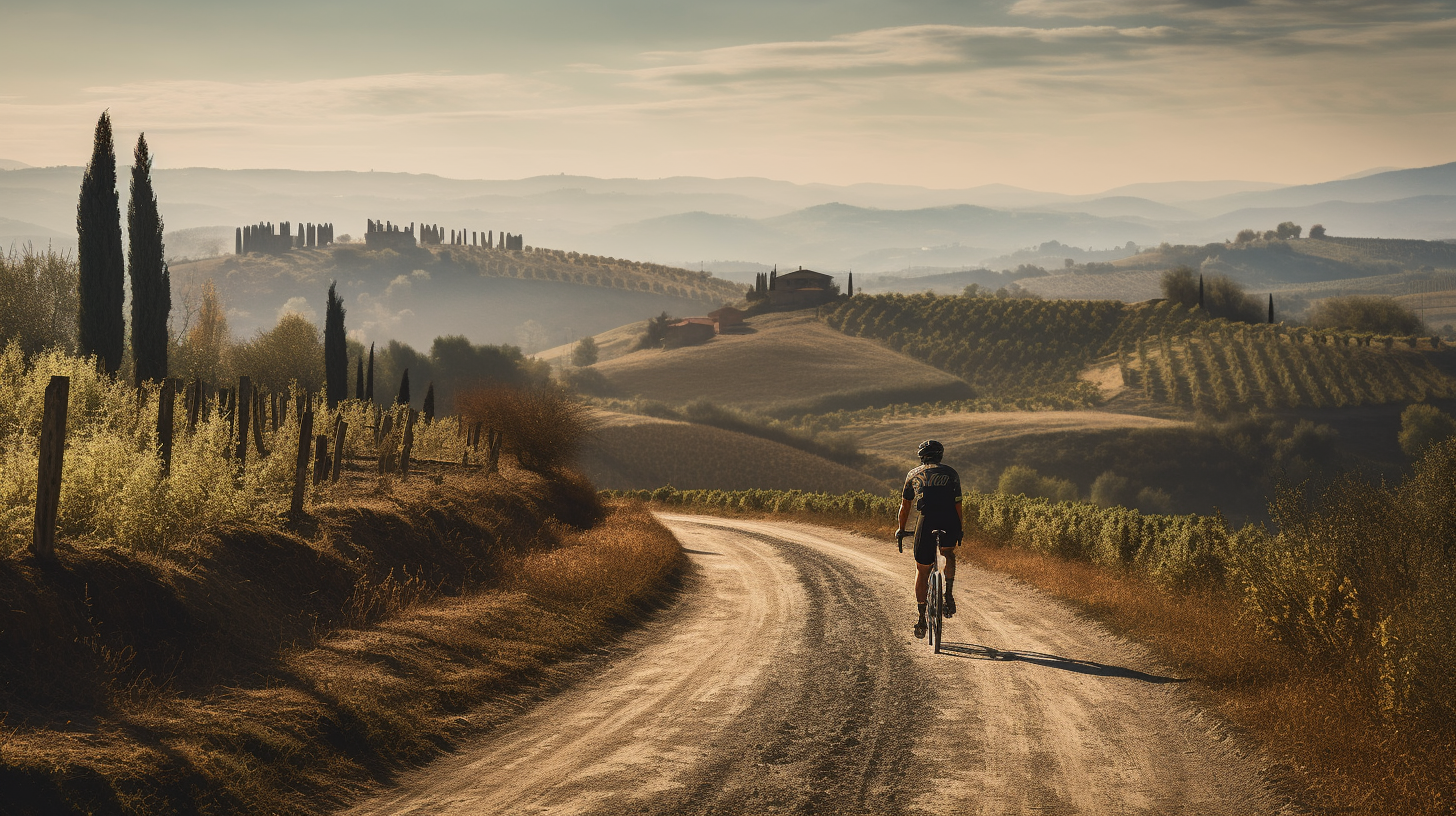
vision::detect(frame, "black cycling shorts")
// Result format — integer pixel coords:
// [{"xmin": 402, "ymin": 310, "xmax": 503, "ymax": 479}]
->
[{"xmin": 913, "ymin": 523, "xmax": 959, "ymax": 566}]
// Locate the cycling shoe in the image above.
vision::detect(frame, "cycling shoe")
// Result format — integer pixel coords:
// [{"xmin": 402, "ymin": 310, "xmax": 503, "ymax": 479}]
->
[
  {"xmin": 914, "ymin": 618, "xmax": 927, "ymax": 639},
  {"xmin": 945, "ymin": 594, "xmax": 957, "ymax": 617}
]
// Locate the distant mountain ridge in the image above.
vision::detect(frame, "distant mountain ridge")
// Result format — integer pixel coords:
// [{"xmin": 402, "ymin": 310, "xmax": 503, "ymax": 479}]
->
[{"xmin": 2, "ymin": 161, "xmax": 1454, "ymax": 273}]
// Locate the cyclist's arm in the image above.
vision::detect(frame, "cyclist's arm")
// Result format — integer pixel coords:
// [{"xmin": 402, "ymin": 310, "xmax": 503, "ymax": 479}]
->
[{"xmin": 897, "ymin": 498, "xmax": 912, "ymax": 532}]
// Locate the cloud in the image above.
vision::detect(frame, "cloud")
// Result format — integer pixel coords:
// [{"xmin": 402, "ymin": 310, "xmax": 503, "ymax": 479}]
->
[
  {"xmin": 1008, "ymin": 0, "xmax": 1452, "ymax": 22},
  {"xmin": 2, "ymin": 7, "xmax": 1454, "ymax": 193},
  {"xmin": 617, "ymin": 24, "xmax": 1179, "ymax": 87}
]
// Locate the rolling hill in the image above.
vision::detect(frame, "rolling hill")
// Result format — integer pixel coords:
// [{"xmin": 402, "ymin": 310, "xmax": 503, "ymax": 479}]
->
[
  {"xmin": 587, "ymin": 311, "xmax": 972, "ymax": 415},
  {"xmin": 581, "ymin": 411, "xmax": 888, "ymax": 493},
  {"xmin": 822, "ymin": 294, "xmax": 1456, "ymax": 413},
  {"xmin": 172, "ymin": 243, "xmax": 744, "ymax": 348}
]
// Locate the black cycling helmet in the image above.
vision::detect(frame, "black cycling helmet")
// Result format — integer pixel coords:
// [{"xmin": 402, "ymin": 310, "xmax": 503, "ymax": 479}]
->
[{"xmin": 917, "ymin": 439, "xmax": 944, "ymax": 463}]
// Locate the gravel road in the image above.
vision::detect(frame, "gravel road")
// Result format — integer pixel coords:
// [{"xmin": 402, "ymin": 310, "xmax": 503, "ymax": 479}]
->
[{"xmin": 346, "ymin": 515, "xmax": 1295, "ymax": 816}]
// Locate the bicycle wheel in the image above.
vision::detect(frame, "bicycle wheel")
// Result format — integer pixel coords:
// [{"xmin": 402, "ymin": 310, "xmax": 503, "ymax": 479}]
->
[
  {"xmin": 928, "ymin": 571, "xmax": 942, "ymax": 652},
  {"xmin": 932, "ymin": 572, "xmax": 944, "ymax": 653}
]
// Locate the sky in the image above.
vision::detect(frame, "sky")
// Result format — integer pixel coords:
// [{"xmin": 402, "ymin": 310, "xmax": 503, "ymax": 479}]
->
[{"xmin": 1, "ymin": 0, "xmax": 1454, "ymax": 192}]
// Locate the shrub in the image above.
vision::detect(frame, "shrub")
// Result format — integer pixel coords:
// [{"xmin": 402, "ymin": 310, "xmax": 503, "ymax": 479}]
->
[
  {"xmin": 0, "ymin": 245, "xmax": 77, "ymax": 356},
  {"xmin": 1398, "ymin": 403, "xmax": 1456, "ymax": 458},
  {"xmin": 1309, "ymin": 296, "xmax": 1424, "ymax": 335},
  {"xmin": 1135, "ymin": 487, "xmax": 1174, "ymax": 515},
  {"xmin": 457, "ymin": 386, "xmax": 596, "ymax": 472},
  {"xmin": 998, "ymin": 465, "xmax": 1078, "ymax": 502},
  {"xmin": 1090, "ymin": 471, "xmax": 1134, "ymax": 508}
]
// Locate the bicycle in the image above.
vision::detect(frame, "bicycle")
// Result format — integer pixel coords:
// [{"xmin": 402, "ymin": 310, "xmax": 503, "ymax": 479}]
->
[{"xmin": 898, "ymin": 528, "xmax": 945, "ymax": 653}]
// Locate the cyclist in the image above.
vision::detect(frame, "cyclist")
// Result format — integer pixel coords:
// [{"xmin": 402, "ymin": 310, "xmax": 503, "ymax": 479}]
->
[{"xmin": 895, "ymin": 440, "xmax": 962, "ymax": 639}]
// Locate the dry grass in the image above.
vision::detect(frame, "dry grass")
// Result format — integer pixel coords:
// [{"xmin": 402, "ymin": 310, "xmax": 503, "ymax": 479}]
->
[
  {"xmin": 534, "ymin": 318, "xmax": 650, "ymax": 368},
  {"xmin": 961, "ymin": 541, "xmax": 1455, "ymax": 816},
  {"xmin": 0, "ymin": 475, "xmax": 682, "ymax": 815},
  {"xmin": 591, "ymin": 311, "xmax": 969, "ymax": 414},
  {"xmin": 582, "ymin": 413, "xmax": 888, "ymax": 493}
]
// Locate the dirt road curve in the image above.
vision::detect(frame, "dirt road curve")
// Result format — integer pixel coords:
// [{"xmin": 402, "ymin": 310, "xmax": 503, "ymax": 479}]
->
[{"xmin": 347, "ymin": 516, "xmax": 1295, "ymax": 816}]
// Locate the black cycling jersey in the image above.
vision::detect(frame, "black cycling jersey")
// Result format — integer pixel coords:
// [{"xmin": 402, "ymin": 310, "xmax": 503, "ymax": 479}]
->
[
  {"xmin": 902, "ymin": 462, "xmax": 963, "ymax": 515},
  {"xmin": 903, "ymin": 462, "xmax": 963, "ymax": 565}
]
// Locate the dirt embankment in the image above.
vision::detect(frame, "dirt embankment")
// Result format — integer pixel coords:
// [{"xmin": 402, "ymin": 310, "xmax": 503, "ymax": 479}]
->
[{"xmin": 0, "ymin": 469, "xmax": 682, "ymax": 816}]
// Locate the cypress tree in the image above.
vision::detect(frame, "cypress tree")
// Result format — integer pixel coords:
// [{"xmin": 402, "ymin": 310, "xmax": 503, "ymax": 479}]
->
[
  {"xmin": 324, "ymin": 281, "xmax": 348, "ymax": 408},
  {"xmin": 355, "ymin": 355, "xmax": 364, "ymax": 400},
  {"xmin": 1268, "ymin": 294, "xmax": 1275, "ymax": 324},
  {"xmin": 128, "ymin": 133, "xmax": 170, "ymax": 385},
  {"xmin": 422, "ymin": 382, "xmax": 435, "ymax": 422},
  {"xmin": 1197, "ymin": 274, "xmax": 1204, "ymax": 309},
  {"xmin": 396, "ymin": 368, "xmax": 411, "ymax": 406},
  {"xmin": 366, "ymin": 342, "xmax": 375, "ymax": 402},
  {"xmin": 77, "ymin": 111, "xmax": 125, "ymax": 374}
]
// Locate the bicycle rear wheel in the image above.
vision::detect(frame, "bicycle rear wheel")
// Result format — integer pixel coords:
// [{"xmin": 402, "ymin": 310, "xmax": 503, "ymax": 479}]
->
[
  {"xmin": 929, "ymin": 571, "xmax": 943, "ymax": 652},
  {"xmin": 932, "ymin": 572, "xmax": 944, "ymax": 653}
]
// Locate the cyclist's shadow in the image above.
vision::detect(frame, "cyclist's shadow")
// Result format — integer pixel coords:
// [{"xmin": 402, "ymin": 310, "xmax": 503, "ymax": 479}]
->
[{"xmin": 937, "ymin": 642, "xmax": 1187, "ymax": 684}]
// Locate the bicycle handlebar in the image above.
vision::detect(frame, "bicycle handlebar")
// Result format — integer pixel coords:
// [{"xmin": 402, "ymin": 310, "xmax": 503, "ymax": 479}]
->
[{"xmin": 895, "ymin": 529, "xmax": 911, "ymax": 553}]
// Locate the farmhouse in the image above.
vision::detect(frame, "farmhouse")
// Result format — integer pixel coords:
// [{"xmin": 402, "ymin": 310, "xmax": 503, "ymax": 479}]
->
[
  {"xmin": 662, "ymin": 318, "xmax": 717, "ymax": 348},
  {"xmin": 769, "ymin": 267, "xmax": 837, "ymax": 308},
  {"xmin": 708, "ymin": 306, "xmax": 746, "ymax": 331}
]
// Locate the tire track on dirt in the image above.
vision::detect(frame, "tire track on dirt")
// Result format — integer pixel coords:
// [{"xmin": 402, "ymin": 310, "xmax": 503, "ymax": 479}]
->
[{"xmin": 614, "ymin": 528, "xmax": 931, "ymax": 816}]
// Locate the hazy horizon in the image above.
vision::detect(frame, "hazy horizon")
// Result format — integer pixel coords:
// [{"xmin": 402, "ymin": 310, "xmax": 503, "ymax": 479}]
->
[{"xmin": 3, "ymin": 1, "xmax": 1455, "ymax": 193}]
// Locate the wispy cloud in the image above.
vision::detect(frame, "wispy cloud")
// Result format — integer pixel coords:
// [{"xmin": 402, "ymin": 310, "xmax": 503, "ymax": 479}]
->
[
  {"xmin": 1009, "ymin": 0, "xmax": 1452, "ymax": 24},
  {"xmin": 617, "ymin": 24, "xmax": 1179, "ymax": 86},
  {"xmin": 1, "ymin": 5, "xmax": 1453, "ymax": 192}
]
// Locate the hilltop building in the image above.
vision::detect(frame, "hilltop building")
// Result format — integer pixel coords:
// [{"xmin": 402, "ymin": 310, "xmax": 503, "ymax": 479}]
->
[{"xmin": 768, "ymin": 267, "xmax": 837, "ymax": 308}]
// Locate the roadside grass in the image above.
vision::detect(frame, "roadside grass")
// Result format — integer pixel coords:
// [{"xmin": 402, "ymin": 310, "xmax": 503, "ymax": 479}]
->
[{"xmin": 0, "ymin": 480, "xmax": 682, "ymax": 816}]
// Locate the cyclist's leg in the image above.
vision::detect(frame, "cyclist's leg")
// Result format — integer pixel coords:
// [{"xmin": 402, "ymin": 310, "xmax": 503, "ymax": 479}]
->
[
  {"xmin": 940, "ymin": 546, "xmax": 958, "ymax": 616},
  {"xmin": 914, "ymin": 562, "xmax": 932, "ymax": 603}
]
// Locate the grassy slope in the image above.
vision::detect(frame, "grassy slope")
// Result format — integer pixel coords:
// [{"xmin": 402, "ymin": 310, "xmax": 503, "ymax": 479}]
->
[
  {"xmin": 0, "ymin": 468, "xmax": 682, "ymax": 816},
  {"xmin": 534, "ymin": 318, "xmax": 649, "ymax": 367},
  {"xmin": 590, "ymin": 311, "xmax": 972, "ymax": 415},
  {"xmin": 583, "ymin": 411, "xmax": 889, "ymax": 494}
]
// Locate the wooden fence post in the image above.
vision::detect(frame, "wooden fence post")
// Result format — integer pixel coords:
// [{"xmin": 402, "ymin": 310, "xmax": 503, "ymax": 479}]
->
[
  {"xmin": 32, "ymin": 375, "xmax": 68, "ymax": 560},
  {"xmin": 331, "ymin": 420, "xmax": 348, "ymax": 483},
  {"xmin": 313, "ymin": 434, "xmax": 329, "ymax": 486},
  {"xmin": 291, "ymin": 406, "xmax": 314, "ymax": 515},
  {"xmin": 399, "ymin": 408, "xmax": 417, "ymax": 478},
  {"xmin": 252, "ymin": 390, "xmax": 268, "ymax": 458},
  {"xmin": 376, "ymin": 410, "xmax": 396, "ymax": 473},
  {"xmin": 188, "ymin": 379, "xmax": 203, "ymax": 433},
  {"xmin": 485, "ymin": 428, "xmax": 502, "ymax": 474},
  {"xmin": 235, "ymin": 376, "xmax": 252, "ymax": 467},
  {"xmin": 157, "ymin": 378, "xmax": 175, "ymax": 477}
]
